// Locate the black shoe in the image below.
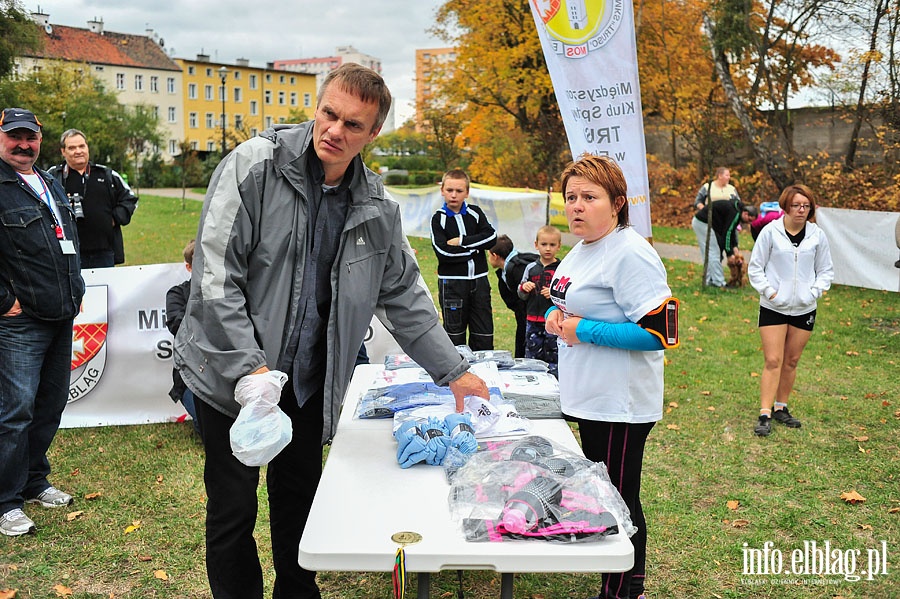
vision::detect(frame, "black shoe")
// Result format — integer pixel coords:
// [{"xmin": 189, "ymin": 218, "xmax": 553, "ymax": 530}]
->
[
  {"xmin": 773, "ymin": 407, "xmax": 801, "ymax": 428},
  {"xmin": 754, "ymin": 415, "xmax": 772, "ymax": 436}
]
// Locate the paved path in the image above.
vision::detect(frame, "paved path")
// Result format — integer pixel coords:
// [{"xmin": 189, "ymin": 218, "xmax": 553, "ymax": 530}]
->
[
  {"xmin": 562, "ymin": 232, "xmax": 700, "ymax": 264},
  {"xmin": 143, "ymin": 189, "xmax": 701, "ymax": 264},
  {"xmin": 143, "ymin": 187, "xmax": 206, "ymax": 201}
]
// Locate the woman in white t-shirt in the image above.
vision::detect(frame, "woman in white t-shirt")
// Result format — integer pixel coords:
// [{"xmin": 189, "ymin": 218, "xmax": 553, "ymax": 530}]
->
[{"xmin": 546, "ymin": 155, "xmax": 676, "ymax": 599}]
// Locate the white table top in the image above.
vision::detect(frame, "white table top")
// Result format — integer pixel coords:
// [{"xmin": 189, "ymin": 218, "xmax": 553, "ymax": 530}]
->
[{"xmin": 299, "ymin": 364, "xmax": 634, "ymax": 574}]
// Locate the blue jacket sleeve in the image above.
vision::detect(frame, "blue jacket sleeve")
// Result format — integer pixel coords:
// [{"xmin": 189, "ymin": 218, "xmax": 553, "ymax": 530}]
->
[{"xmin": 574, "ymin": 319, "xmax": 664, "ymax": 351}]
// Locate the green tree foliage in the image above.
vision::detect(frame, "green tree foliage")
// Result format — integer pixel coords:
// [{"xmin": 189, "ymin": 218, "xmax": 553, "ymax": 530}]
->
[
  {"xmin": 0, "ymin": 0, "xmax": 41, "ymax": 81},
  {"xmin": 0, "ymin": 61, "xmax": 162, "ymax": 176}
]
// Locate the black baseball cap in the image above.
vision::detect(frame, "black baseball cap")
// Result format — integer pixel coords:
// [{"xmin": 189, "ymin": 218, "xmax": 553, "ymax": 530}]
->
[{"xmin": 0, "ymin": 108, "xmax": 42, "ymax": 133}]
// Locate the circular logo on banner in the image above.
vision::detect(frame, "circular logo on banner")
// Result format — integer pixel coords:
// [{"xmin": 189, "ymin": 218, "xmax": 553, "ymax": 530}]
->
[{"xmin": 531, "ymin": 0, "xmax": 624, "ymax": 56}]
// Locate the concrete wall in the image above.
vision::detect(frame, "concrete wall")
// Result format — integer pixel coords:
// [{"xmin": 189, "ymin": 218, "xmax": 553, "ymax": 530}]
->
[{"xmin": 644, "ymin": 106, "xmax": 886, "ymax": 166}]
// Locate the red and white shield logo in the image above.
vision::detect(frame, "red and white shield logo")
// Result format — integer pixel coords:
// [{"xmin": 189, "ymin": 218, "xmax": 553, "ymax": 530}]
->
[
  {"xmin": 69, "ymin": 285, "xmax": 109, "ymax": 402},
  {"xmin": 531, "ymin": 0, "xmax": 561, "ymax": 23}
]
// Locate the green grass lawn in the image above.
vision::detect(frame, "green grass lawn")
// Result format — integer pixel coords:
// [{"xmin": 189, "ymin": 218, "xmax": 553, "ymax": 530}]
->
[{"xmin": 1, "ymin": 194, "xmax": 897, "ymax": 598}]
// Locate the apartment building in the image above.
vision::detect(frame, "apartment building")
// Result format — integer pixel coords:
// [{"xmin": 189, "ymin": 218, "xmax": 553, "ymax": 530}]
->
[
  {"xmin": 414, "ymin": 47, "xmax": 456, "ymax": 132},
  {"xmin": 19, "ymin": 11, "xmax": 184, "ymax": 159},
  {"xmin": 273, "ymin": 46, "xmax": 394, "ymax": 132},
  {"xmin": 176, "ymin": 55, "xmax": 317, "ymax": 154}
]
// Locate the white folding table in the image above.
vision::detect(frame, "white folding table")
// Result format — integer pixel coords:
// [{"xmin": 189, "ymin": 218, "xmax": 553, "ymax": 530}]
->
[{"xmin": 299, "ymin": 364, "xmax": 634, "ymax": 598}]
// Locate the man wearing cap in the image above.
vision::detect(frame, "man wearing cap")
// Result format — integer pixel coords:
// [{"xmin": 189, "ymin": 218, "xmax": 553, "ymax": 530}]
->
[
  {"xmin": 0, "ymin": 108, "xmax": 84, "ymax": 536},
  {"xmin": 49, "ymin": 129, "xmax": 138, "ymax": 268}
]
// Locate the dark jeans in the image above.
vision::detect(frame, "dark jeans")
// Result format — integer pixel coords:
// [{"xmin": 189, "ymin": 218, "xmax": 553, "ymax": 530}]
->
[
  {"xmin": 195, "ymin": 383, "xmax": 324, "ymax": 599},
  {"xmin": 80, "ymin": 249, "xmax": 115, "ymax": 269},
  {"xmin": 438, "ymin": 277, "xmax": 493, "ymax": 350},
  {"xmin": 0, "ymin": 314, "xmax": 73, "ymax": 514},
  {"xmin": 524, "ymin": 321, "xmax": 558, "ymax": 377},
  {"xmin": 577, "ymin": 419, "xmax": 655, "ymax": 599}
]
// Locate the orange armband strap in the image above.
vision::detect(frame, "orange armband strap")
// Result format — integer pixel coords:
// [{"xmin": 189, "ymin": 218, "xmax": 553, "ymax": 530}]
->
[{"xmin": 638, "ymin": 297, "xmax": 680, "ymax": 349}]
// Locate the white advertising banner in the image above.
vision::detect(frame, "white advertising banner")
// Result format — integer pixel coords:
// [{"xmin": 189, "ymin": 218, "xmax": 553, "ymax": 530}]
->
[
  {"xmin": 386, "ymin": 184, "xmax": 548, "ymax": 251},
  {"xmin": 62, "ymin": 264, "xmax": 189, "ymax": 428},
  {"xmin": 814, "ymin": 208, "xmax": 900, "ymax": 292},
  {"xmin": 528, "ymin": 0, "xmax": 652, "ymax": 238}
]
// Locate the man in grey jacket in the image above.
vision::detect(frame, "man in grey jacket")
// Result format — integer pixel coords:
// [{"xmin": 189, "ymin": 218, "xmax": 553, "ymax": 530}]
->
[{"xmin": 174, "ymin": 64, "xmax": 487, "ymax": 599}]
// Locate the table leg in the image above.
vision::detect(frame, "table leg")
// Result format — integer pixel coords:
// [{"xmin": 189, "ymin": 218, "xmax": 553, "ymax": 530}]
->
[
  {"xmin": 500, "ymin": 573, "xmax": 514, "ymax": 599},
  {"xmin": 417, "ymin": 572, "xmax": 430, "ymax": 599}
]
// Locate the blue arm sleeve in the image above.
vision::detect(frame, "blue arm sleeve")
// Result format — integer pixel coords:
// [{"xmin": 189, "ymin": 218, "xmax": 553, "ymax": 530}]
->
[{"xmin": 574, "ymin": 319, "xmax": 664, "ymax": 351}]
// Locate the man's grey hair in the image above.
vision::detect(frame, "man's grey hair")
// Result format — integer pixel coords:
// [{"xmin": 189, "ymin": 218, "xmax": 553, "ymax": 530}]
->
[
  {"xmin": 317, "ymin": 63, "xmax": 392, "ymax": 133},
  {"xmin": 60, "ymin": 128, "xmax": 87, "ymax": 148}
]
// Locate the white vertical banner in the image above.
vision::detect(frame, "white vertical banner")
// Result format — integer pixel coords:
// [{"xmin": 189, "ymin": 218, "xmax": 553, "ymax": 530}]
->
[{"xmin": 528, "ymin": 0, "xmax": 652, "ymax": 237}]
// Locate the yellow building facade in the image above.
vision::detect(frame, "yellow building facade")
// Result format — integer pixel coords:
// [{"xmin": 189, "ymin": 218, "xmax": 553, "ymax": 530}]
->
[{"xmin": 176, "ymin": 56, "xmax": 317, "ymax": 153}]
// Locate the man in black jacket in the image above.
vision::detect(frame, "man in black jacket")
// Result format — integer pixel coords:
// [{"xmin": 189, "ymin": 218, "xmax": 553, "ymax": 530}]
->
[
  {"xmin": 49, "ymin": 129, "xmax": 138, "ymax": 267},
  {"xmin": 0, "ymin": 108, "xmax": 84, "ymax": 536}
]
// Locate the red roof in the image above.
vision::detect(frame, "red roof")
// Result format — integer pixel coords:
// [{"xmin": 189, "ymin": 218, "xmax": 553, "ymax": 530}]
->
[{"xmin": 25, "ymin": 24, "xmax": 181, "ymax": 72}]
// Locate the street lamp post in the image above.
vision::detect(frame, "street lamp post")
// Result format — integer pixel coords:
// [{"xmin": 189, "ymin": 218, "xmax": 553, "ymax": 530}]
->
[{"xmin": 219, "ymin": 66, "xmax": 228, "ymax": 155}]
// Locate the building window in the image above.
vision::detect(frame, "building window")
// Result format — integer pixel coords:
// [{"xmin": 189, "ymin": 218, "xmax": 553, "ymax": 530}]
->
[
  {"xmin": 167, "ymin": 77, "xmax": 175, "ymax": 93},
  {"xmin": 206, "ymin": 113, "xmax": 214, "ymax": 128},
  {"xmin": 278, "ymin": 91, "xmax": 285, "ymax": 105},
  {"xmin": 250, "ymin": 127, "xmax": 258, "ymax": 137},
  {"xmin": 265, "ymin": 116, "xmax": 273, "ymax": 128},
  {"xmin": 265, "ymin": 90, "xmax": 272, "ymax": 105},
  {"xmin": 303, "ymin": 93, "xmax": 312, "ymax": 107},
  {"xmin": 279, "ymin": 74, "xmax": 285, "ymax": 84},
  {"xmin": 250, "ymin": 100, "xmax": 258, "ymax": 116},
  {"xmin": 265, "ymin": 73, "xmax": 271, "ymax": 83},
  {"xmin": 189, "ymin": 112, "xmax": 198, "ymax": 128},
  {"xmin": 190, "ymin": 141, "xmax": 198, "ymax": 150},
  {"xmin": 278, "ymin": 116, "xmax": 286, "ymax": 123},
  {"xmin": 188, "ymin": 66, "xmax": 195, "ymax": 75},
  {"xmin": 249, "ymin": 74, "xmax": 257, "ymax": 89},
  {"xmin": 150, "ymin": 76, "xmax": 158, "ymax": 92},
  {"xmin": 234, "ymin": 114, "xmax": 243, "ymax": 129},
  {"xmin": 94, "ymin": 65, "xmax": 104, "ymax": 72},
  {"xmin": 134, "ymin": 74, "xmax": 143, "ymax": 91},
  {"xmin": 290, "ymin": 92, "xmax": 297, "ymax": 106},
  {"xmin": 205, "ymin": 84, "xmax": 213, "ymax": 100},
  {"xmin": 234, "ymin": 87, "xmax": 242, "ymax": 103},
  {"xmin": 168, "ymin": 107, "xmax": 177, "ymax": 123},
  {"xmin": 234, "ymin": 71, "xmax": 241, "ymax": 80},
  {"xmin": 116, "ymin": 73, "xmax": 125, "ymax": 90},
  {"xmin": 188, "ymin": 83, "xmax": 197, "ymax": 99},
  {"xmin": 207, "ymin": 141, "xmax": 215, "ymax": 152},
  {"xmin": 152, "ymin": 106, "xmax": 159, "ymax": 119},
  {"xmin": 169, "ymin": 140, "xmax": 177, "ymax": 155},
  {"xmin": 290, "ymin": 76, "xmax": 295, "ymax": 84},
  {"xmin": 206, "ymin": 67, "xmax": 212, "ymax": 77}
]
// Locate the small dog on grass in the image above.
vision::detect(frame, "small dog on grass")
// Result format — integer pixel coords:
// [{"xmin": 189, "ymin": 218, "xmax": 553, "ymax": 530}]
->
[{"xmin": 727, "ymin": 250, "xmax": 746, "ymax": 288}]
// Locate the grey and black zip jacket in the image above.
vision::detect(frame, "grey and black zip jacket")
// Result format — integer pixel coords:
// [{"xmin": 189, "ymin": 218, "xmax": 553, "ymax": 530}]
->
[{"xmin": 174, "ymin": 121, "xmax": 467, "ymax": 443}]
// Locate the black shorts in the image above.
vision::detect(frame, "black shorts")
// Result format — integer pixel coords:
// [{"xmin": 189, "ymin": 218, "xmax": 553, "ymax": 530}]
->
[{"xmin": 758, "ymin": 305, "xmax": 817, "ymax": 331}]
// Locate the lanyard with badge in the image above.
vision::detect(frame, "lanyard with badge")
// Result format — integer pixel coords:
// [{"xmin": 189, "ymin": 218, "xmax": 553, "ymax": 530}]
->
[{"xmin": 17, "ymin": 172, "xmax": 77, "ymax": 255}]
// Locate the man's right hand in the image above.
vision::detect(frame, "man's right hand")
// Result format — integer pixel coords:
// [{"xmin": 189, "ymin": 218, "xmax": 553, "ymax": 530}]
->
[{"xmin": 3, "ymin": 299, "xmax": 22, "ymax": 317}]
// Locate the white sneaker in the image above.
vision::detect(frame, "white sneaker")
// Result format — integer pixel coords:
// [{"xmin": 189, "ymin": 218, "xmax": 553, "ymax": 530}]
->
[
  {"xmin": 26, "ymin": 486, "xmax": 73, "ymax": 508},
  {"xmin": 0, "ymin": 508, "xmax": 36, "ymax": 536}
]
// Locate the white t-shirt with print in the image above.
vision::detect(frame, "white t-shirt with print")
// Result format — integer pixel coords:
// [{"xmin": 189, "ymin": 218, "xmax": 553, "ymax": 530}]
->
[{"xmin": 550, "ymin": 227, "xmax": 671, "ymax": 423}]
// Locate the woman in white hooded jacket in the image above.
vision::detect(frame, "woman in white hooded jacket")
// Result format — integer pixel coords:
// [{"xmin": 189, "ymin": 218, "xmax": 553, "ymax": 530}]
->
[{"xmin": 748, "ymin": 184, "xmax": 833, "ymax": 437}]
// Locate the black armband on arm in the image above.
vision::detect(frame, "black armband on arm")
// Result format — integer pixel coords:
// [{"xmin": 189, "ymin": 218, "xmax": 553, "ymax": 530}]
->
[{"xmin": 638, "ymin": 297, "xmax": 680, "ymax": 349}]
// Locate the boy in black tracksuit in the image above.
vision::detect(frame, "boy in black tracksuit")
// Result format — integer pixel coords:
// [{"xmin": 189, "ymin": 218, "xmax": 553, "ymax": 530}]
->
[
  {"xmin": 517, "ymin": 225, "xmax": 562, "ymax": 377},
  {"xmin": 430, "ymin": 169, "xmax": 497, "ymax": 350}
]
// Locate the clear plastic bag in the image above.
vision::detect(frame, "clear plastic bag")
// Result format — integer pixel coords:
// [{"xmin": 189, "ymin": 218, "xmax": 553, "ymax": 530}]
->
[
  {"xmin": 229, "ymin": 370, "xmax": 292, "ymax": 466},
  {"xmin": 448, "ymin": 435, "xmax": 635, "ymax": 543}
]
